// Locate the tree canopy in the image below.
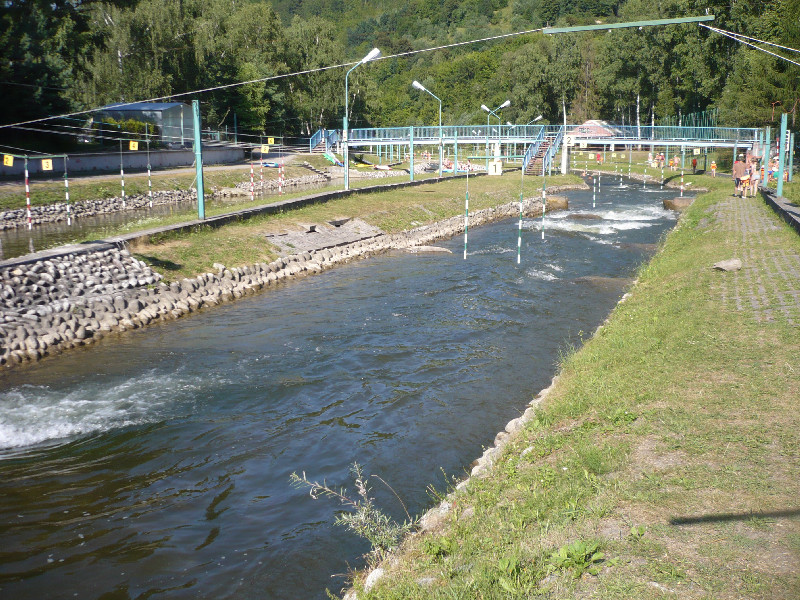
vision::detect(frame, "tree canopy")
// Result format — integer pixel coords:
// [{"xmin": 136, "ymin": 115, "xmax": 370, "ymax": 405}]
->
[{"xmin": 1, "ymin": 0, "xmax": 797, "ymax": 145}]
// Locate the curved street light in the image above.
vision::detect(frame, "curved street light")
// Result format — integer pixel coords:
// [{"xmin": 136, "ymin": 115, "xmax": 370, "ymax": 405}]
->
[
  {"xmin": 481, "ymin": 100, "xmax": 510, "ymax": 171},
  {"xmin": 344, "ymin": 48, "xmax": 381, "ymax": 190},
  {"xmin": 411, "ymin": 80, "xmax": 443, "ymax": 178}
]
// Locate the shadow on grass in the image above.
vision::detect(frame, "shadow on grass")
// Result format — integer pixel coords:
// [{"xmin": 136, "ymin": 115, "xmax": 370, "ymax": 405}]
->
[
  {"xmin": 670, "ymin": 508, "xmax": 800, "ymax": 526},
  {"xmin": 137, "ymin": 255, "xmax": 183, "ymax": 272}
]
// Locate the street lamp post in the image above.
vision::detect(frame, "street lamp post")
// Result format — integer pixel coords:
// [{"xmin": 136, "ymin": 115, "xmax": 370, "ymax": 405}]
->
[
  {"xmin": 412, "ymin": 80, "xmax": 443, "ymax": 178},
  {"xmin": 481, "ymin": 100, "xmax": 510, "ymax": 172},
  {"xmin": 344, "ymin": 47, "xmax": 381, "ymax": 191}
]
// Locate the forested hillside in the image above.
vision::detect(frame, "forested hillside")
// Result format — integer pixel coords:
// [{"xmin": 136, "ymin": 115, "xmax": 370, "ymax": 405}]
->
[{"xmin": 1, "ymin": 0, "xmax": 798, "ymax": 145}]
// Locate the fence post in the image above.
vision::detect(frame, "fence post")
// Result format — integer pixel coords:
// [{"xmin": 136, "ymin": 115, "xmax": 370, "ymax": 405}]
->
[
  {"xmin": 192, "ymin": 99, "xmax": 205, "ymax": 219},
  {"xmin": 409, "ymin": 126, "xmax": 415, "ymax": 182},
  {"xmin": 777, "ymin": 113, "xmax": 788, "ymax": 198}
]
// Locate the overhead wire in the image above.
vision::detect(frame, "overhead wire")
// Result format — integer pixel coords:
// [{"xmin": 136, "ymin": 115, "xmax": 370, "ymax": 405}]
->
[{"xmin": 701, "ymin": 24, "xmax": 800, "ymax": 68}]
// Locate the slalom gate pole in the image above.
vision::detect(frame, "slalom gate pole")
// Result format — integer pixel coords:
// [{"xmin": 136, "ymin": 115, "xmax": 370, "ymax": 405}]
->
[
  {"xmin": 24, "ymin": 157, "xmax": 31, "ymax": 230},
  {"xmin": 120, "ymin": 141, "xmax": 126, "ymax": 209},
  {"xmin": 64, "ymin": 158, "xmax": 71, "ymax": 225},
  {"xmin": 463, "ymin": 164, "xmax": 469, "ymax": 260},
  {"xmin": 147, "ymin": 138, "xmax": 153, "ymax": 208}
]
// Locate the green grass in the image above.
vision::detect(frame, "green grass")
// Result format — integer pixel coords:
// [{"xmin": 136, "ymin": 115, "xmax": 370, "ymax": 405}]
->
[
  {"xmin": 132, "ymin": 171, "xmax": 579, "ymax": 281},
  {"xmin": 356, "ymin": 177, "xmax": 800, "ymax": 599}
]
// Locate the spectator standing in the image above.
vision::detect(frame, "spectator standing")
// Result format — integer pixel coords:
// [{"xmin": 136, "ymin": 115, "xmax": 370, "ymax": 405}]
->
[{"xmin": 732, "ymin": 154, "xmax": 746, "ymax": 197}]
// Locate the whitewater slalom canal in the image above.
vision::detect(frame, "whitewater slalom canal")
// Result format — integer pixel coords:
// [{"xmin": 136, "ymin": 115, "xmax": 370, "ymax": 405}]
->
[{"xmin": 0, "ymin": 179, "xmax": 682, "ymax": 599}]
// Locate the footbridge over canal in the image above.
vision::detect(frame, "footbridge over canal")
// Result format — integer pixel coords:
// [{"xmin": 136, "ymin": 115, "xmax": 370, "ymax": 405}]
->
[{"xmin": 312, "ymin": 124, "xmax": 763, "ymax": 177}]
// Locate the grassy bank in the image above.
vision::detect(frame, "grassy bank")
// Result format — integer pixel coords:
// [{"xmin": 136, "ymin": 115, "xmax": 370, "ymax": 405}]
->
[
  {"xmin": 354, "ymin": 178, "xmax": 800, "ymax": 598},
  {"xmin": 132, "ymin": 171, "xmax": 577, "ymax": 281}
]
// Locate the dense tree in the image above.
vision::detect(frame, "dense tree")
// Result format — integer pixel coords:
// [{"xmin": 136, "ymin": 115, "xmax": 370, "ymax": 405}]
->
[{"xmin": 2, "ymin": 0, "xmax": 799, "ymax": 145}]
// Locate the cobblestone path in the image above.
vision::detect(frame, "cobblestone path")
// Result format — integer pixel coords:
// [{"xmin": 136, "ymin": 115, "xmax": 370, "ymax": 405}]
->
[{"xmin": 713, "ymin": 195, "xmax": 800, "ymax": 325}]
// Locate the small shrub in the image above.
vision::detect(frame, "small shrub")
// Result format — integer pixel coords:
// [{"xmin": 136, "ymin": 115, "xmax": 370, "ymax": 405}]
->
[
  {"xmin": 547, "ymin": 539, "xmax": 606, "ymax": 578},
  {"xmin": 422, "ymin": 536, "xmax": 458, "ymax": 559},
  {"xmin": 290, "ymin": 463, "xmax": 415, "ymax": 564}
]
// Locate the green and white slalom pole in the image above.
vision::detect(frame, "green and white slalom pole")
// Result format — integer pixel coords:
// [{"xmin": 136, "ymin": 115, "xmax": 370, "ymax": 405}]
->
[
  {"xmin": 464, "ymin": 164, "xmax": 469, "ymax": 260},
  {"xmin": 541, "ymin": 157, "xmax": 547, "ymax": 240},
  {"xmin": 628, "ymin": 145, "xmax": 632, "ymax": 181},
  {"xmin": 518, "ymin": 165, "xmax": 524, "ymax": 264}
]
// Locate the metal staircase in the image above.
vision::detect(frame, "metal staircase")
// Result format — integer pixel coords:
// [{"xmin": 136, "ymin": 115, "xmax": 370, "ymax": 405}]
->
[{"xmin": 524, "ymin": 126, "xmax": 564, "ymax": 175}]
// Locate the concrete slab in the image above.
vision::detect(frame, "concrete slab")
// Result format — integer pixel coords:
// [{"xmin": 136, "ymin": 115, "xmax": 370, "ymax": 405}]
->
[{"xmin": 265, "ymin": 218, "xmax": 383, "ymax": 254}]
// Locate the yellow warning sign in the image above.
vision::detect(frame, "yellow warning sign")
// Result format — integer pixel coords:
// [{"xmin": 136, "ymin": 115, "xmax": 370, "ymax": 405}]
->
[
  {"xmin": 261, "ymin": 145, "xmax": 270, "ymax": 154},
  {"xmin": 267, "ymin": 137, "xmax": 275, "ymax": 145},
  {"xmin": 612, "ymin": 153, "xmax": 617, "ymax": 158},
  {"xmin": 129, "ymin": 141, "xmax": 139, "ymax": 151},
  {"xmin": 2, "ymin": 154, "xmax": 13, "ymax": 167},
  {"xmin": 42, "ymin": 159, "xmax": 53, "ymax": 171},
  {"xmin": 693, "ymin": 148, "xmax": 701, "ymax": 155}
]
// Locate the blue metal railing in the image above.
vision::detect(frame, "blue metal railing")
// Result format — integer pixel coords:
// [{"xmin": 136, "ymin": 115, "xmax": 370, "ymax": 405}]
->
[
  {"xmin": 325, "ymin": 129, "xmax": 339, "ymax": 150},
  {"xmin": 349, "ymin": 124, "xmax": 558, "ymax": 143},
  {"xmin": 345, "ymin": 124, "xmax": 758, "ymax": 145},
  {"xmin": 310, "ymin": 129, "xmax": 324, "ymax": 152},
  {"xmin": 522, "ymin": 128, "xmax": 546, "ymax": 172},
  {"xmin": 566, "ymin": 125, "xmax": 758, "ymax": 143},
  {"xmin": 544, "ymin": 126, "xmax": 564, "ymax": 172},
  {"xmin": 316, "ymin": 124, "xmax": 758, "ymax": 154}
]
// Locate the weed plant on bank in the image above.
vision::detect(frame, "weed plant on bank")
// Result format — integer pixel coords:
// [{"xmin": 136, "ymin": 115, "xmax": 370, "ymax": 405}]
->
[{"xmin": 356, "ymin": 176, "xmax": 800, "ymax": 599}]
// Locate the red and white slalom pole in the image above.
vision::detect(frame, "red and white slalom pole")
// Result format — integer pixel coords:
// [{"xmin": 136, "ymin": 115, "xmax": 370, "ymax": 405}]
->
[
  {"xmin": 64, "ymin": 169, "xmax": 71, "ymax": 226},
  {"xmin": 120, "ymin": 165, "xmax": 126, "ymax": 209},
  {"xmin": 250, "ymin": 160, "xmax": 255, "ymax": 202},
  {"xmin": 24, "ymin": 158, "xmax": 31, "ymax": 230}
]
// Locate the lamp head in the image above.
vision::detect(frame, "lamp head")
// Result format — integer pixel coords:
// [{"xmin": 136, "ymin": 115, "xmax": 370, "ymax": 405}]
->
[
  {"xmin": 361, "ymin": 48, "xmax": 381, "ymax": 63},
  {"xmin": 412, "ymin": 80, "xmax": 426, "ymax": 91},
  {"xmin": 499, "ymin": 100, "xmax": 511, "ymax": 109},
  {"xmin": 533, "ymin": 115, "xmax": 543, "ymax": 122},
  {"xmin": 481, "ymin": 104, "xmax": 490, "ymax": 113}
]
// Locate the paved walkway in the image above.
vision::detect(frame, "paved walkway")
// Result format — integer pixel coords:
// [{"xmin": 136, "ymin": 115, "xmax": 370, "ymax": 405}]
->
[{"xmin": 715, "ymin": 192, "xmax": 800, "ymax": 325}]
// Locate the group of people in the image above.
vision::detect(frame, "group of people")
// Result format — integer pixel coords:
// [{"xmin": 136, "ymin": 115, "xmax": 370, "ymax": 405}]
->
[{"xmin": 732, "ymin": 154, "xmax": 761, "ymax": 198}]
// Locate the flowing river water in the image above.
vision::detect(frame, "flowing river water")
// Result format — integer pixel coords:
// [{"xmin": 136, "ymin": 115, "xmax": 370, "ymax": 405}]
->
[{"xmin": 0, "ymin": 179, "xmax": 681, "ymax": 599}]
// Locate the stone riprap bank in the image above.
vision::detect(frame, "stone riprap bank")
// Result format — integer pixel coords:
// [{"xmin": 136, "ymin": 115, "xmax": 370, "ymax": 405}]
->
[
  {"xmin": 0, "ymin": 196, "xmax": 560, "ymax": 369},
  {"xmin": 0, "ymin": 190, "xmax": 197, "ymax": 231}
]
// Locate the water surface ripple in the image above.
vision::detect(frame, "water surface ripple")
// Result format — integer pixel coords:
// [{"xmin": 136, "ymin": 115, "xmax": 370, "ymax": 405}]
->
[{"xmin": 0, "ymin": 181, "xmax": 679, "ymax": 599}]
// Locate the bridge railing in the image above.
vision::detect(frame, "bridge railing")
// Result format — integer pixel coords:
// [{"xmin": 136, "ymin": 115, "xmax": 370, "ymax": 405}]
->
[
  {"xmin": 349, "ymin": 124, "xmax": 556, "ymax": 143},
  {"xmin": 522, "ymin": 128, "xmax": 546, "ymax": 172},
  {"xmin": 347, "ymin": 124, "xmax": 759, "ymax": 145},
  {"xmin": 325, "ymin": 129, "xmax": 339, "ymax": 150},
  {"xmin": 569, "ymin": 125, "xmax": 759, "ymax": 143},
  {"xmin": 544, "ymin": 126, "xmax": 565, "ymax": 172},
  {"xmin": 310, "ymin": 129, "xmax": 324, "ymax": 152}
]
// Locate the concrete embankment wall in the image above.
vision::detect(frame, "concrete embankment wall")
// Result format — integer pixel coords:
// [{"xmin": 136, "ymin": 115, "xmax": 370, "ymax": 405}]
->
[
  {"xmin": 0, "ymin": 195, "xmax": 556, "ymax": 369},
  {"xmin": 1, "ymin": 146, "xmax": 245, "ymax": 178}
]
